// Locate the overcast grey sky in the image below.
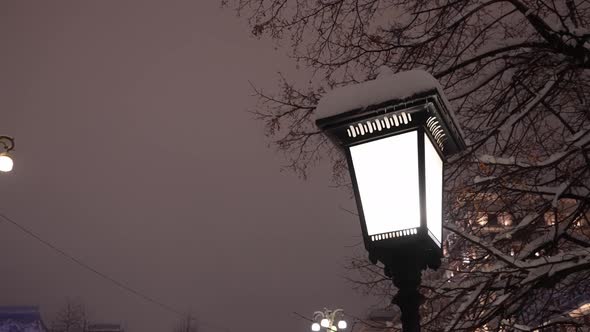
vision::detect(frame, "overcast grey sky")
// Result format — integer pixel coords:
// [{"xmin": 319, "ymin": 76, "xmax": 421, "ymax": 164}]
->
[{"xmin": 0, "ymin": 2, "xmax": 378, "ymax": 332}]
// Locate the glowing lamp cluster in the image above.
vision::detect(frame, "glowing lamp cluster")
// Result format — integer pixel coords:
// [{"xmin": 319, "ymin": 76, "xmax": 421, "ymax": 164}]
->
[
  {"xmin": 315, "ymin": 70, "xmax": 465, "ymax": 256},
  {"xmin": 311, "ymin": 309, "xmax": 347, "ymax": 332}
]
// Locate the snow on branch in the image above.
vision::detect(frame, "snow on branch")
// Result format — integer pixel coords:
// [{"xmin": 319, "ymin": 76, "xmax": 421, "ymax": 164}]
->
[
  {"xmin": 436, "ymin": 40, "xmax": 545, "ymax": 78},
  {"xmin": 450, "ymin": 64, "xmax": 513, "ymax": 101},
  {"xmin": 496, "ymin": 184, "xmax": 590, "ymax": 206},
  {"xmin": 445, "ymin": 223, "xmax": 523, "ymax": 269},
  {"xmin": 476, "ymin": 155, "xmax": 522, "ymax": 167},
  {"xmin": 552, "ymin": 182, "xmax": 570, "ymax": 208},
  {"xmin": 475, "ymin": 149, "xmax": 570, "ymax": 169},
  {"xmin": 565, "ymin": 125, "xmax": 590, "ymax": 144},
  {"xmin": 510, "ymin": 322, "xmax": 534, "ymax": 331},
  {"xmin": 473, "ymin": 175, "xmax": 496, "ymax": 184},
  {"xmin": 506, "ymin": 316, "xmax": 584, "ymax": 331},
  {"xmin": 517, "ymin": 219, "xmax": 574, "ymax": 260},
  {"xmin": 520, "ymin": 251, "xmax": 590, "ymax": 285},
  {"xmin": 500, "ymin": 77, "xmax": 557, "ymax": 132},
  {"xmin": 445, "ymin": 283, "xmax": 487, "ymax": 332},
  {"xmin": 530, "ymin": 316, "xmax": 586, "ymax": 331},
  {"xmin": 493, "ymin": 212, "xmax": 544, "ymax": 243}
]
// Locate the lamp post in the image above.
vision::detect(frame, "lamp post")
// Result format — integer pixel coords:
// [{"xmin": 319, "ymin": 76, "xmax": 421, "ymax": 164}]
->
[
  {"xmin": 315, "ymin": 70, "xmax": 465, "ymax": 332},
  {"xmin": 310, "ymin": 308, "xmax": 347, "ymax": 332},
  {"xmin": 0, "ymin": 136, "xmax": 14, "ymax": 172}
]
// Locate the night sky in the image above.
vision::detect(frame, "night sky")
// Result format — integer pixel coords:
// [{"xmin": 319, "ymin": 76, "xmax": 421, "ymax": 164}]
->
[{"xmin": 0, "ymin": 2, "xmax": 378, "ymax": 332}]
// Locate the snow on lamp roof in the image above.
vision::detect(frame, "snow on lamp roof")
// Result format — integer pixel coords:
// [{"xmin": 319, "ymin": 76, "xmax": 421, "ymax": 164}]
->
[{"xmin": 315, "ymin": 69, "xmax": 446, "ymax": 121}]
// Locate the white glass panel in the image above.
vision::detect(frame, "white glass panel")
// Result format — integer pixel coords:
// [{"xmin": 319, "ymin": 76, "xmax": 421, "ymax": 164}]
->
[
  {"xmin": 424, "ymin": 133, "xmax": 443, "ymax": 247},
  {"xmin": 349, "ymin": 131, "xmax": 420, "ymax": 236}
]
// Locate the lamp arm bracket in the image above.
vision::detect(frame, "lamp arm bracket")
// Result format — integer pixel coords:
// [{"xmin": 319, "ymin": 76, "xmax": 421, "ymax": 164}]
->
[{"xmin": 0, "ymin": 136, "xmax": 15, "ymax": 152}]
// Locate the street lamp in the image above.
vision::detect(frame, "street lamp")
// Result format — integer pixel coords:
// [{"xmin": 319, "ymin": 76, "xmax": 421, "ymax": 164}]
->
[
  {"xmin": 0, "ymin": 136, "xmax": 15, "ymax": 172},
  {"xmin": 311, "ymin": 308, "xmax": 347, "ymax": 332},
  {"xmin": 315, "ymin": 70, "xmax": 465, "ymax": 332}
]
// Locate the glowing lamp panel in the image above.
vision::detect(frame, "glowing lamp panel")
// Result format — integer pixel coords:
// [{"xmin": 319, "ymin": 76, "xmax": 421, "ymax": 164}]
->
[
  {"xmin": 350, "ymin": 131, "xmax": 421, "ymax": 237},
  {"xmin": 424, "ymin": 133, "xmax": 443, "ymax": 247}
]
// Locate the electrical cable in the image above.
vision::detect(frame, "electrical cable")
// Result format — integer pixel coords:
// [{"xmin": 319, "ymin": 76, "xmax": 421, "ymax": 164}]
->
[{"xmin": 0, "ymin": 212, "xmax": 229, "ymax": 332}]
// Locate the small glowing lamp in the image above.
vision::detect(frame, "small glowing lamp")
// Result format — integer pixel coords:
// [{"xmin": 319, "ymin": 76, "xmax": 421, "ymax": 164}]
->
[
  {"xmin": 311, "ymin": 323, "xmax": 321, "ymax": 331},
  {"xmin": 337, "ymin": 320, "xmax": 347, "ymax": 329},
  {"xmin": 320, "ymin": 319, "xmax": 330, "ymax": 328},
  {"xmin": 0, "ymin": 153, "xmax": 13, "ymax": 172}
]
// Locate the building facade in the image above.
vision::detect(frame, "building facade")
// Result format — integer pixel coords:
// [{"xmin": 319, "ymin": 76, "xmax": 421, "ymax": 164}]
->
[{"xmin": 0, "ymin": 306, "xmax": 48, "ymax": 332}]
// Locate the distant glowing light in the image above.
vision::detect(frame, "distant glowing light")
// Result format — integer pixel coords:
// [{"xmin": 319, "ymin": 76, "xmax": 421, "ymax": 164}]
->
[{"xmin": 0, "ymin": 153, "xmax": 13, "ymax": 172}]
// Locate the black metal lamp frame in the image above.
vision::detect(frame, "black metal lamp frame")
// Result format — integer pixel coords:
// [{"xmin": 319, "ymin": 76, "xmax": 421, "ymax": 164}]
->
[{"xmin": 316, "ymin": 90, "xmax": 465, "ymax": 332}]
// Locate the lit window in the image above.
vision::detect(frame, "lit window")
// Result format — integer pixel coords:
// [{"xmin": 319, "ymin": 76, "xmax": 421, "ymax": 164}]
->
[
  {"xmin": 498, "ymin": 212, "xmax": 512, "ymax": 226},
  {"xmin": 476, "ymin": 213, "xmax": 488, "ymax": 226},
  {"xmin": 544, "ymin": 212, "xmax": 555, "ymax": 226}
]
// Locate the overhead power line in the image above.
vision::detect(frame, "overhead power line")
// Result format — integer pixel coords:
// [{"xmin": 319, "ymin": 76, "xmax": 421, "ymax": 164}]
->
[{"xmin": 0, "ymin": 212, "xmax": 229, "ymax": 332}]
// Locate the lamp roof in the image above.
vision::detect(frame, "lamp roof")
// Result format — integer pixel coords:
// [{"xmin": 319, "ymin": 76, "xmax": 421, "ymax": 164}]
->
[{"xmin": 315, "ymin": 69, "xmax": 466, "ymax": 155}]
